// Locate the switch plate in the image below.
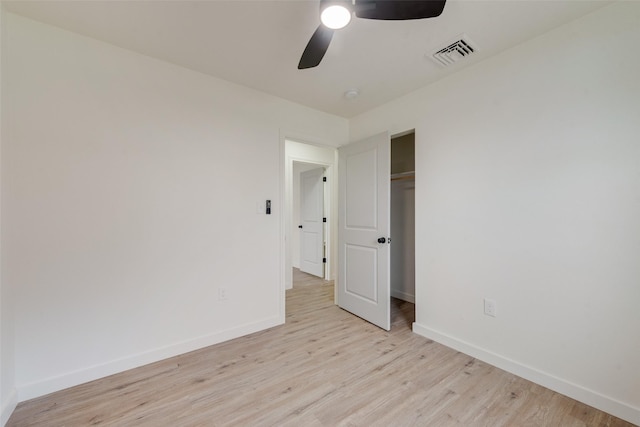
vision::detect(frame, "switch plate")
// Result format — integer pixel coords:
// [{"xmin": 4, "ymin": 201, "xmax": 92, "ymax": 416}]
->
[{"xmin": 218, "ymin": 287, "xmax": 228, "ymax": 301}]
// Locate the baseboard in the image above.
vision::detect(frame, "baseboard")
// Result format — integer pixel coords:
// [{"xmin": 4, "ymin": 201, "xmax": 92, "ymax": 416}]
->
[
  {"xmin": 1, "ymin": 388, "xmax": 18, "ymax": 427},
  {"xmin": 18, "ymin": 316, "xmax": 282, "ymax": 402},
  {"xmin": 390, "ymin": 289, "xmax": 415, "ymax": 304},
  {"xmin": 412, "ymin": 323, "xmax": 640, "ymax": 426}
]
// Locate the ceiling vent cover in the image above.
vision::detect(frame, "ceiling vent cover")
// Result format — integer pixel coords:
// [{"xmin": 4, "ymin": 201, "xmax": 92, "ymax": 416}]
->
[{"xmin": 430, "ymin": 35, "xmax": 477, "ymax": 67}]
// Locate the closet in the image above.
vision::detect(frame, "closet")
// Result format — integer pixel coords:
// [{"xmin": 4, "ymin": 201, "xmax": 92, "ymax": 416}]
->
[{"xmin": 390, "ymin": 132, "xmax": 415, "ymax": 303}]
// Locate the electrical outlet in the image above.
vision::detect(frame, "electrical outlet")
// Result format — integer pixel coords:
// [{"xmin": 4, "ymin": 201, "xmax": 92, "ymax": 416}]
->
[
  {"xmin": 218, "ymin": 287, "xmax": 228, "ymax": 301},
  {"xmin": 484, "ymin": 298, "xmax": 496, "ymax": 317}
]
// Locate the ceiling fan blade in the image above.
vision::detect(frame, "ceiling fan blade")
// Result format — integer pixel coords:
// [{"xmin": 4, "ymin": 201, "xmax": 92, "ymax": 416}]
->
[
  {"xmin": 298, "ymin": 25, "xmax": 334, "ymax": 69},
  {"xmin": 355, "ymin": 0, "xmax": 446, "ymax": 20}
]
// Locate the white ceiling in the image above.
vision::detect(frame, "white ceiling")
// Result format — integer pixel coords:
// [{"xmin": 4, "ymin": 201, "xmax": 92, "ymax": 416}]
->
[{"xmin": 4, "ymin": 0, "xmax": 612, "ymax": 118}]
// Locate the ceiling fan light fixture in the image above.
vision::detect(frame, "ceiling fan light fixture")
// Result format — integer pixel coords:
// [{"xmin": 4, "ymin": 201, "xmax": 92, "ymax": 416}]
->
[
  {"xmin": 299, "ymin": 0, "xmax": 447, "ymax": 69},
  {"xmin": 321, "ymin": 4, "xmax": 352, "ymax": 29}
]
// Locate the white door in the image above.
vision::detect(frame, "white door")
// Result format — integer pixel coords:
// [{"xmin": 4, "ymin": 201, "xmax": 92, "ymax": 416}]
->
[
  {"xmin": 300, "ymin": 167, "xmax": 325, "ymax": 277},
  {"xmin": 338, "ymin": 132, "xmax": 391, "ymax": 330}
]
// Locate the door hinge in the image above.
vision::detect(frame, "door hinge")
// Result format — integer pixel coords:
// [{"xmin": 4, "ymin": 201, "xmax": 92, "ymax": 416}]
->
[
  {"xmin": 323, "ymin": 217, "xmax": 327, "ymax": 223},
  {"xmin": 323, "ymin": 177, "xmax": 327, "ymax": 182},
  {"xmin": 323, "ymin": 258, "xmax": 327, "ymax": 263}
]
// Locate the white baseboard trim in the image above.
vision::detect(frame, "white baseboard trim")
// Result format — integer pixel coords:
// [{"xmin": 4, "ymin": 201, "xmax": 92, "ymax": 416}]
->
[
  {"xmin": 390, "ymin": 289, "xmax": 415, "ymax": 304},
  {"xmin": 1, "ymin": 388, "xmax": 18, "ymax": 427},
  {"xmin": 18, "ymin": 316, "xmax": 282, "ymax": 402},
  {"xmin": 412, "ymin": 322, "xmax": 640, "ymax": 426}
]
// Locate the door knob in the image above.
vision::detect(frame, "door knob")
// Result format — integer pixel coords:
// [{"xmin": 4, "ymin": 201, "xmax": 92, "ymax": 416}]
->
[
  {"xmin": 298, "ymin": 225, "xmax": 303, "ymax": 229},
  {"xmin": 377, "ymin": 237, "xmax": 386, "ymax": 244}
]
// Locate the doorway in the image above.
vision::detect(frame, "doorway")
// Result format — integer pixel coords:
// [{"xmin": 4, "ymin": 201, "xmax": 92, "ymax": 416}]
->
[
  {"xmin": 284, "ymin": 139, "xmax": 337, "ymax": 291},
  {"xmin": 335, "ymin": 130, "xmax": 416, "ymax": 331},
  {"xmin": 390, "ymin": 131, "xmax": 416, "ymax": 328},
  {"xmin": 283, "ymin": 134, "xmax": 415, "ymax": 330},
  {"xmin": 390, "ymin": 131, "xmax": 416, "ymax": 304}
]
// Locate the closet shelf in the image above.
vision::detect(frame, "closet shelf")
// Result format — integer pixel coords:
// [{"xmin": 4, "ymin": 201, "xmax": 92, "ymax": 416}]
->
[{"xmin": 391, "ymin": 171, "xmax": 415, "ymax": 181}]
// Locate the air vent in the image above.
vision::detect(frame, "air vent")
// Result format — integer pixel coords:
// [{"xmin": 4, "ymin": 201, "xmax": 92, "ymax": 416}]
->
[{"xmin": 430, "ymin": 35, "xmax": 477, "ymax": 67}]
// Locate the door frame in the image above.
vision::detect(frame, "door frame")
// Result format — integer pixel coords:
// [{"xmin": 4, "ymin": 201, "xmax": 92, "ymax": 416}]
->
[{"xmin": 282, "ymin": 137, "xmax": 338, "ymax": 302}]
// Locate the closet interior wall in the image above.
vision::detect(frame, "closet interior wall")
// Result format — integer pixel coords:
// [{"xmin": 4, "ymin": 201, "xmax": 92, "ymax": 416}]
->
[{"xmin": 390, "ymin": 133, "xmax": 416, "ymax": 304}]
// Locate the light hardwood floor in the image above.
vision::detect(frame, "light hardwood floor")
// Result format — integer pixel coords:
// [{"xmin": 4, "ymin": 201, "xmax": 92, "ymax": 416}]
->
[{"xmin": 8, "ymin": 269, "xmax": 634, "ymax": 426}]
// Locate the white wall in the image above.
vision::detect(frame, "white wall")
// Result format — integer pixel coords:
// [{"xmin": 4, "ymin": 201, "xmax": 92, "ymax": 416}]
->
[
  {"xmin": 0, "ymin": 5, "xmax": 18, "ymax": 426},
  {"xmin": 351, "ymin": 3, "xmax": 640, "ymax": 424},
  {"xmin": 284, "ymin": 140, "xmax": 337, "ymax": 290},
  {"xmin": 2, "ymin": 12, "xmax": 348, "ymax": 402},
  {"xmin": 292, "ymin": 162, "xmax": 324, "ymax": 269}
]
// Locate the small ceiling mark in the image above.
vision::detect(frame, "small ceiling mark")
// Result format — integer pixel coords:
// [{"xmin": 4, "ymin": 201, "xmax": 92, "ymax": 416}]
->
[{"xmin": 344, "ymin": 89, "xmax": 360, "ymax": 100}]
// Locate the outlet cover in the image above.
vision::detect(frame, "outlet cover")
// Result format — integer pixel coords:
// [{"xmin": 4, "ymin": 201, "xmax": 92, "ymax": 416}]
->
[{"xmin": 484, "ymin": 298, "xmax": 496, "ymax": 317}]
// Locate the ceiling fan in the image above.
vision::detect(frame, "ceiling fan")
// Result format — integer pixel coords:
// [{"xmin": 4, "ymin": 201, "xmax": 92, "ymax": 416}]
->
[{"xmin": 298, "ymin": 0, "xmax": 447, "ymax": 69}]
